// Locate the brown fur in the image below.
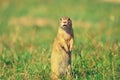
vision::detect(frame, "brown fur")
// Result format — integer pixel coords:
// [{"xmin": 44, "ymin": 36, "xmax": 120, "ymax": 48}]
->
[{"xmin": 51, "ymin": 17, "xmax": 74, "ymax": 80}]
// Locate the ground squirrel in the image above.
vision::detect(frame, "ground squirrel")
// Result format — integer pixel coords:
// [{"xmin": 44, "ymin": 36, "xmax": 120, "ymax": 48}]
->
[{"xmin": 51, "ymin": 17, "xmax": 74, "ymax": 79}]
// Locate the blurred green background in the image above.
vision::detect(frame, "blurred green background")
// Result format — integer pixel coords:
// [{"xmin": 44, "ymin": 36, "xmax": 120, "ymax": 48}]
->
[{"xmin": 0, "ymin": 0, "xmax": 120, "ymax": 80}]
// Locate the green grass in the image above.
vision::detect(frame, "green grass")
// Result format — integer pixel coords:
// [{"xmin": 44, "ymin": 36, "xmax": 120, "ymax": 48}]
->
[{"xmin": 0, "ymin": 0, "xmax": 120, "ymax": 80}]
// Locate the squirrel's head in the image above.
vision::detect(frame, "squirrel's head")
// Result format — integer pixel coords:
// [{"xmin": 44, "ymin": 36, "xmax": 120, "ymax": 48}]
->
[{"xmin": 59, "ymin": 17, "xmax": 72, "ymax": 29}]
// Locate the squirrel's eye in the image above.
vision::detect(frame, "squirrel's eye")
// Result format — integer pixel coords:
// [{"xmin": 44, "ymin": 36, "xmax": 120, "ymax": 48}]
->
[
  {"xmin": 60, "ymin": 18, "xmax": 62, "ymax": 21},
  {"xmin": 68, "ymin": 19, "xmax": 71, "ymax": 21}
]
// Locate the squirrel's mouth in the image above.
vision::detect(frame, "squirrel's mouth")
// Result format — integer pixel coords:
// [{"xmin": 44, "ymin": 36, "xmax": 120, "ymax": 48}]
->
[
  {"xmin": 62, "ymin": 25, "xmax": 67, "ymax": 28},
  {"xmin": 63, "ymin": 24, "xmax": 67, "ymax": 26}
]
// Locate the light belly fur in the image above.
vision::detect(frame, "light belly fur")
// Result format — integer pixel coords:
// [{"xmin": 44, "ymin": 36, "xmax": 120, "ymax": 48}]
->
[{"xmin": 51, "ymin": 47, "xmax": 70, "ymax": 76}]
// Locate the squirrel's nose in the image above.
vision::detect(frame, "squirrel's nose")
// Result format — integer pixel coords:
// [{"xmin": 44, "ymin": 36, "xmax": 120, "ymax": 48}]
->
[{"xmin": 63, "ymin": 21, "xmax": 67, "ymax": 24}]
